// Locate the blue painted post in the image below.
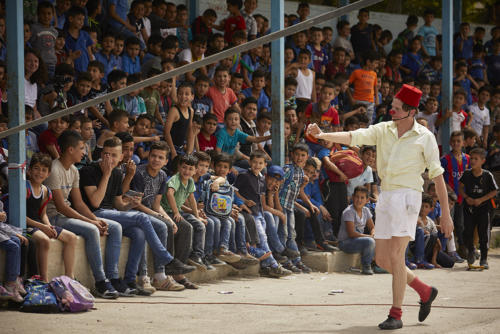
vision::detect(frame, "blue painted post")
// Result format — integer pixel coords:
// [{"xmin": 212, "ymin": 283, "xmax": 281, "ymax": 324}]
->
[
  {"xmin": 339, "ymin": 0, "xmax": 350, "ymax": 22},
  {"xmin": 441, "ymin": 0, "xmax": 453, "ymax": 154},
  {"xmin": 271, "ymin": 0, "xmax": 285, "ymax": 166},
  {"xmin": 453, "ymin": 0, "xmax": 462, "ymax": 33},
  {"xmin": 6, "ymin": 0, "xmax": 26, "ymax": 228},
  {"xmin": 188, "ymin": 0, "xmax": 199, "ymax": 26}
]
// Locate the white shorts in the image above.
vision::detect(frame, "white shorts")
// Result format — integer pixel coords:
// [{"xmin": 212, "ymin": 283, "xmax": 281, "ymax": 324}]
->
[{"xmin": 375, "ymin": 188, "xmax": 422, "ymax": 241}]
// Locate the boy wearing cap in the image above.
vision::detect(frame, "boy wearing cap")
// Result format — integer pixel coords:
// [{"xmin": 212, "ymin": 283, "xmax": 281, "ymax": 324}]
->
[
  {"xmin": 234, "ymin": 151, "xmax": 292, "ymax": 278},
  {"xmin": 308, "ymin": 84, "xmax": 453, "ymax": 330},
  {"xmin": 262, "ymin": 165, "xmax": 289, "ymax": 263}
]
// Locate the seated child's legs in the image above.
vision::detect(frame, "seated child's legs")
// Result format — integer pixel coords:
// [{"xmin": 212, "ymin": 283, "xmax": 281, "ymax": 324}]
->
[
  {"xmin": 263, "ymin": 211, "xmax": 285, "ymax": 253},
  {"xmin": 31, "ymin": 230, "xmax": 52, "ymax": 282},
  {"xmin": 56, "ymin": 229, "xmax": 77, "ymax": 279},
  {"xmin": 234, "ymin": 215, "xmax": 248, "ymax": 254},
  {"xmin": 171, "ymin": 218, "xmax": 193, "ymax": 263},
  {"xmin": 140, "ymin": 215, "xmax": 170, "ymax": 275},
  {"xmin": 181, "ymin": 213, "xmax": 206, "ymax": 259},
  {"xmin": 411, "ymin": 227, "xmax": 426, "ymax": 263},
  {"xmin": 204, "ymin": 216, "xmax": 220, "ymax": 256},
  {"xmin": 241, "ymin": 211, "xmax": 259, "ymax": 246},
  {"xmin": 213, "ymin": 216, "xmax": 232, "ymax": 251},
  {"xmin": 123, "ymin": 227, "xmax": 146, "ymax": 284},
  {"xmin": 338, "ymin": 237, "xmax": 375, "ymax": 265},
  {"xmin": 0, "ymin": 236, "xmax": 22, "ymax": 283},
  {"xmin": 50, "ymin": 215, "xmax": 118, "ymax": 282}
]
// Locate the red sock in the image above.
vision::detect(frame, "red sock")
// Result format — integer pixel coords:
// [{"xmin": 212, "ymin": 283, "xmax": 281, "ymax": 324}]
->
[
  {"xmin": 389, "ymin": 306, "xmax": 402, "ymax": 320},
  {"xmin": 409, "ymin": 276, "xmax": 431, "ymax": 302}
]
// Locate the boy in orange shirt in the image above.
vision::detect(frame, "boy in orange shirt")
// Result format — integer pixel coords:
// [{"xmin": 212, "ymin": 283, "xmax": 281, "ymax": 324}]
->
[
  {"xmin": 348, "ymin": 50, "xmax": 380, "ymax": 124},
  {"xmin": 207, "ymin": 66, "xmax": 240, "ymax": 124}
]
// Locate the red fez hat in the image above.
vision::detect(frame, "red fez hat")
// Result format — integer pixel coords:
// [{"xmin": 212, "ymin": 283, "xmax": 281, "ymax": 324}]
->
[{"xmin": 394, "ymin": 84, "xmax": 422, "ymax": 108}]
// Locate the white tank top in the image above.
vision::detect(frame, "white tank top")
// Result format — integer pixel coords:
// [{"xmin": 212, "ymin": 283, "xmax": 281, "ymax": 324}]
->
[{"xmin": 295, "ymin": 68, "xmax": 313, "ymax": 100}]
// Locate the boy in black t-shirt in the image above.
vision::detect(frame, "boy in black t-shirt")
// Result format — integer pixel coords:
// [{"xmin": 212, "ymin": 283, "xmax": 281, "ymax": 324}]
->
[
  {"xmin": 459, "ymin": 148, "xmax": 498, "ymax": 269},
  {"xmin": 80, "ymin": 137, "xmax": 191, "ymax": 295}
]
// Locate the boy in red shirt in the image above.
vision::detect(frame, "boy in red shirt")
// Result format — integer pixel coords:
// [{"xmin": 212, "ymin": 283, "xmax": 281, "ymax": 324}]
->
[
  {"xmin": 38, "ymin": 116, "xmax": 70, "ymax": 159},
  {"xmin": 303, "ymin": 82, "xmax": 341, "ymax": 155},
  {"xmin": 198, "ymin": 113, "xmax": 218, "ymax": 152},
  {"xmin": 349, "ymin": 50, "xmax": 380, "ymax": 124},
  {"xmin": 215, "ymin": 0, "xmax": 246, "ymax": 44},
  {"xmin": 207, "ymin": 66, "xmax": 240, "ymax": 124}
]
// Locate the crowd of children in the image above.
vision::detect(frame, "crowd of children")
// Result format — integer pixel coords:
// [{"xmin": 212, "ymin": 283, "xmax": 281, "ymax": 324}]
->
[{"xmin": 0, "ymin": 0, "xmax": 499, "ymax": 302}]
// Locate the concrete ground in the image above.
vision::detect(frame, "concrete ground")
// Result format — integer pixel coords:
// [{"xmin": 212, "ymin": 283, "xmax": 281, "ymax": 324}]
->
[{"xmin": 2, "ymin": 249, "xmax": 500, "ymax": 334}]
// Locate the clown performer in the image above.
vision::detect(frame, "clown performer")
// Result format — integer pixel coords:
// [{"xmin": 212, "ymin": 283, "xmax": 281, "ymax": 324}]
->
[{"xmin": 307, "ymin": 84, "xmax": 453, "ymax": 330}]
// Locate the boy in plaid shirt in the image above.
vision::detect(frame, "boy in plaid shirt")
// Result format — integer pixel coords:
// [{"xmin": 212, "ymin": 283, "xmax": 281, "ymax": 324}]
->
[{"xmin": 278, "ymin": 143, "xmax": 316, "ymax": 273}]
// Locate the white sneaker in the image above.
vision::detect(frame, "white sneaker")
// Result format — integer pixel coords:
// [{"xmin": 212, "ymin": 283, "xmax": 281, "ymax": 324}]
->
[{"xmin": 137, "ymin": 276, "xmax": 156, "ymax": 294}]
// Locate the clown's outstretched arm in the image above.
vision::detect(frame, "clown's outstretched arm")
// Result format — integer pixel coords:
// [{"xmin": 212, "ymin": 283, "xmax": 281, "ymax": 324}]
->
[{"xmin": 307, "ymin": 124, "xmax": 352, "ymax": 145}]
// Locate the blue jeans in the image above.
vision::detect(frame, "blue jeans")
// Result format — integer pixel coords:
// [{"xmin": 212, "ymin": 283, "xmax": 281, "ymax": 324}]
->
[
  {"xmin": 138, "ymin": 215, "xmax": 170, "ymax": 276},
  {"xmin": 94, "ymin": 209, "xmax": 173, "ymax": 282},
  {"xmin": 263, "ymin": 211, "xmax": 285, "ymax": 253},
  {"xmin": 208, "ymin": 215, "xmax": 232, "ymax": 250},
  {"xmin": 339, "ymin": 237, "xmax": 375, "ymax": 265},
  {"xmin": 51, "ymin": 214, "xmax": 122, "ymax": 281},
  {"xmin": 205, "ymin": 216, "xmax": 220, "ymax": 256},
  {"xmin": 0, "ymin": 236, "xmax": 21, "ymax": 281},
  {"xmin": 278, "ymin": 209, "xmax": 300, "ymax": 262},
  {"xmin": 412, "ymin": 227, "xmax": 426, "ymax": 263},
  {"xmin": 252, "ymin": 213, "xmax": 278, "ymax": 268}
]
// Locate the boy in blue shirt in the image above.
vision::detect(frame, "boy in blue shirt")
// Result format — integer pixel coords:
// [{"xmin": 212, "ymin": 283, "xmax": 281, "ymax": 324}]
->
[
  {"xmin": 122, "ymin": 36, "xmax": 142, "ymax": 75},
  {"xmin": 65, "ymin": 6, "xmax": 94, "ymax": 73},
  {"xmin": 241, "ymin": 69, "xmax": 271, "ymax": 113},
  {"xmin": 95, "ymin": 33, "xmax": 122, "ymax": 80},
  {"xmin": 215, "ymin": 108, "xmax": 270, "ymax": 155},
  {"xmin": 401, "ymin": 38, "xmax": 424, "ymax": 79},
  {"xmin": 454, "ymin": 22, "xmax": 474, "ymax": 61},
  {"xmin": 417, "ymin": 10, "xmax": 438, "ymax": 57},
  {"xmin": 454, "ymin": 62, "xmax": 479, "ymax": 106}
]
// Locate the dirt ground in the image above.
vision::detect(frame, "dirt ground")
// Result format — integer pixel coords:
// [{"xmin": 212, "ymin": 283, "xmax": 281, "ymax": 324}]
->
[{"xmin": 2, "ymin": 249, "xmax": 500, "ymax": 334}]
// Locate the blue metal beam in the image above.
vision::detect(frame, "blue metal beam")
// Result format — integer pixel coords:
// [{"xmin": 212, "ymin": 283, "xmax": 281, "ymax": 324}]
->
[
  {"xmin": 441, "ymin": 0, "xmax": 453, "ymax": 154},
  {"xmin": 271, "ymin": 0, "xmax": 285, "ymax": 166},
  {"xmin": 453, "ymin": 0, "xmax": 462, "ymax": 33},
  {"xmin": 188, "ymin": 0, "xmax": 199, "ymax": 26},
  {"xmin": 6, "ymin": 0, "xmax": 26, "ymax": 228}
]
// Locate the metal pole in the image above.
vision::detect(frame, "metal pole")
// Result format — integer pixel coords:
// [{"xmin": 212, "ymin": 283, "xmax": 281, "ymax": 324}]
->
[
  {"xmin": 453, "ymin": 0, "xmax": 462, "ymax": 33},
  {"xmin": 188, "ymin": 0, "xmax": 199, "ymax": 26},
  {"xmin": 441, "ymin": 0, "xmax": 453, "ymax": 154},
  {"xmin": 6, "ymin": 0, "xmax": 26, "ymax": 229},
  {"xmin": 271, "ymin": 0, "xmax": 285, "ymax": 166}
]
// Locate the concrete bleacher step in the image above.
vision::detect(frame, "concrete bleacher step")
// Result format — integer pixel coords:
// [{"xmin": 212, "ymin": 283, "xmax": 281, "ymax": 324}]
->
[
  {"xmin": 0, "ymin": 236, "xmax": 259, "ymax": 290},
  {"xmin": 302, "ymin": 251, "xmax": 361, "ymax": 273},
  {"xmin": 1, "ymin": 227, "xmax": 499, "ymax": 288}
]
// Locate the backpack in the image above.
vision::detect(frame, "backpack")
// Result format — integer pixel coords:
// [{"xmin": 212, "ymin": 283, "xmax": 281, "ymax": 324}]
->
[
  {"xmin": 203, "ymin": 180, "xmax": 235, "ymax": 218},
  {"xmin": 326, "ymin": 147, "xmax": 364, "ymax": 182},
  {"xmin": 20, "ymin": 278, "xmax": 59, "ymax": 313},
  {"xmin": 49, "ymin": 276, "xmax": 95, "ymax": 312}
]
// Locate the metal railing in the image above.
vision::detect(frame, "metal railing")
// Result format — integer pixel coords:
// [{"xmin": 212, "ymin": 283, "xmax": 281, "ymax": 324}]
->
[{"xmin": 0, "ymin": 0, "xmax": 382, "ymax": 140}]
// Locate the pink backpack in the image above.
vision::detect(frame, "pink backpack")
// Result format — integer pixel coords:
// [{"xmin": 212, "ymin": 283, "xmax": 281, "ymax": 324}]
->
[{"xmin": 49, "ymin": 276, "xmax": 94, "ymax": 312}]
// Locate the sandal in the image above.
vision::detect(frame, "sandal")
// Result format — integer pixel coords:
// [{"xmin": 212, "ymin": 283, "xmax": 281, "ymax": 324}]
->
[{"xmin": 177, "ymin": 278, "xmax": 199, "ymax": 290}]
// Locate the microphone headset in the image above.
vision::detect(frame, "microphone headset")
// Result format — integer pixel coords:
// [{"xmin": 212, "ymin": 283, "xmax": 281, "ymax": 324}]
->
[{"xmin": 389, "ymin": 108, "xmax": 414, "ymax": 121}]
